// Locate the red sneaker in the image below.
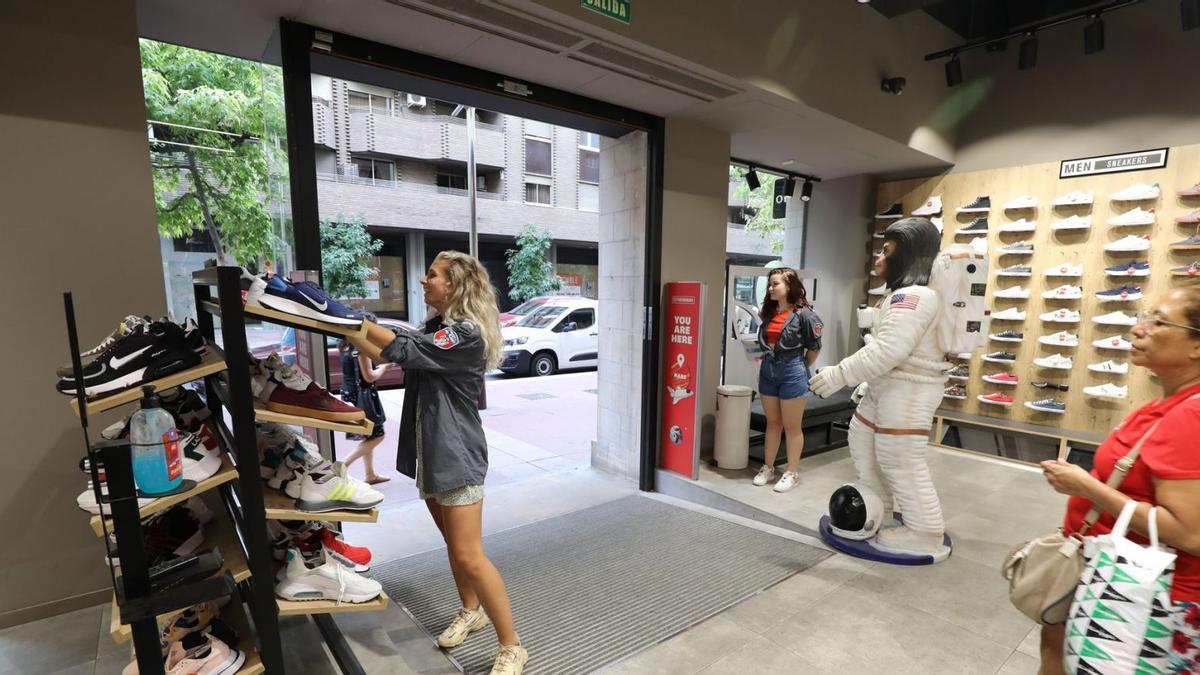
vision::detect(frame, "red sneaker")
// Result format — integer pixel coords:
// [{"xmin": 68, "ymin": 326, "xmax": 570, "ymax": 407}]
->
[
  {"xmin": 982, "ymin": 372, "xmax": 1019, "ymax": 385},
  {"xmin": 319, "ymin": 528, "xmax": 372, "ymax": 572},
  {"xmin": 266, "ymin": 381, "xmax": 365, "ymax": 422},
  {"xmin": 978, "ymin": 392, "xmax": 1014, "ymax": 406},
  {"xmin": 1178, "ymin": 182, "xmax": 1200, "ymax": 197}
]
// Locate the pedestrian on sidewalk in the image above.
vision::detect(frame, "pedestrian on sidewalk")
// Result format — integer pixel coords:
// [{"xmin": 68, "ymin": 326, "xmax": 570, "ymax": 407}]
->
[{"xmin": 339, "ymin": 314, "xmax": 393, "ymax": 485}]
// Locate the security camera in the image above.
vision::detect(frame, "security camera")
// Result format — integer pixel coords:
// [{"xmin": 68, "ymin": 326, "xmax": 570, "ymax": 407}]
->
[{"xmin": 880, "ymin": 77, "xmax": 906, "ymax": 95}]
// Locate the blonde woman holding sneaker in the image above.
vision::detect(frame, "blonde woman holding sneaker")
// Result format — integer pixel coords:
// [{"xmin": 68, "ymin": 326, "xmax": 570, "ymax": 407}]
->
[{"xmin": 752, "ymin": 267, "xmax": 823, "ymax": 493}]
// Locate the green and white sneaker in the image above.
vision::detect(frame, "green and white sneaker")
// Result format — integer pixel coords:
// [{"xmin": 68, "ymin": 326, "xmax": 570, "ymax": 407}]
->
[{"xmin": 437, "ymin": 606, "xmax": 490, "ymax": 648}]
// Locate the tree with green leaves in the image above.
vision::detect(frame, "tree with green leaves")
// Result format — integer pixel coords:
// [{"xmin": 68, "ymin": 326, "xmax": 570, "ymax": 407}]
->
[
  {"xmin": 505, "ymin": 225, "xmax": 562, "ymax": 302},
  {"xmin": 319, "ymin": 215, "xmax": 383, "ymax": 300},
  {"xmin": 729, "ymin": 166, "xmax": 786, "ymax": 253},
  {"xmin": 141, "ymin": 39, "xmax": 284, "ymax": 266}
]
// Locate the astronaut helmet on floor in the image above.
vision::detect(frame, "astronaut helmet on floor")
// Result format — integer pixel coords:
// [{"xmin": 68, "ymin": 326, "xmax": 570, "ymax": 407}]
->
[{"xmin": 828, "ymin": 483, "xmax": 884, "ymax": 540}]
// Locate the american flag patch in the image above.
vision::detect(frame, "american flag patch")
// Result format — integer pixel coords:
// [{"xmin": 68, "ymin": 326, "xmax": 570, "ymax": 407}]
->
[{"xmin": 890, "ymin": 293, "xmax": 920, "ymax": 310}]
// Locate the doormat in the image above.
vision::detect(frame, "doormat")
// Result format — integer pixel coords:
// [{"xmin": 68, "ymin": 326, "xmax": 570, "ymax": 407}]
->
[{"xmin": 371, "ymin": 495, "xmax": 830, "ymax": 674}]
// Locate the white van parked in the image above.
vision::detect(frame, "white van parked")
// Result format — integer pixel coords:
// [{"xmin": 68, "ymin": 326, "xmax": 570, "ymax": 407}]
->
[{"xmin": 499, "ymin": 297, "xmax": 599, "ymax": 376}]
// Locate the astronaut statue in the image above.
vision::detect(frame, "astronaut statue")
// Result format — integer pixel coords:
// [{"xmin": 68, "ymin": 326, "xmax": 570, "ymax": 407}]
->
[{"xmin": 810, "ymin": 217, "xmax": 954, "ymax": 561}]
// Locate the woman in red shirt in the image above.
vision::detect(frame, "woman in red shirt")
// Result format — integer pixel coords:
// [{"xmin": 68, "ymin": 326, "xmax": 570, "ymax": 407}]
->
[{"xmin": 1039, "ymin": 287, "xmax": 1200, "ymax": 674}]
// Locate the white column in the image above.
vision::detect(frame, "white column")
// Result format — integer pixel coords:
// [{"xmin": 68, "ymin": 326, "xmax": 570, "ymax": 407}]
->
[{"xmin": 406, "ymin": 231, "xmax": 427, "ymax": 323}]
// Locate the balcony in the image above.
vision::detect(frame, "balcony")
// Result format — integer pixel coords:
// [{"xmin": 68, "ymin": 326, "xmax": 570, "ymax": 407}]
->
[
  {"xmin": 312, "ymin": 97, "xmax": 335, "ymax": 150},
  {"xmin": 347, "ymin": 107, "xmax": 505, "ymax": 168}
]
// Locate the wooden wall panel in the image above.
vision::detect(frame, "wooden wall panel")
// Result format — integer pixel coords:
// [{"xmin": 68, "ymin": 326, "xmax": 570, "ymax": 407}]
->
[{"xmin": 871, "ymin": 143, "xmax": 1200, "ymax": 438}]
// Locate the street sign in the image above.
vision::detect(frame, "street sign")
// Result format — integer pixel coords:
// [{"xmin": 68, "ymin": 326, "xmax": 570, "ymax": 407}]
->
[{"xmin": 581, "ymin": 0, "xmax": 630, "ymax": 24}]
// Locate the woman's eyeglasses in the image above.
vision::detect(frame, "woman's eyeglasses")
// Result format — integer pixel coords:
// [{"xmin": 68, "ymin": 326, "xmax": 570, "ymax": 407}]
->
[{"xmin": 1137, "ymin": 310, "xmax": 1200, "ymax": 335}]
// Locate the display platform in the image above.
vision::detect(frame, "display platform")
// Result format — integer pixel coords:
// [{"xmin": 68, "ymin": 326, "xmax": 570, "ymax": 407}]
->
[{"xmin": 818, "ymin": 515, "xmax": 952, "ymax": 566}]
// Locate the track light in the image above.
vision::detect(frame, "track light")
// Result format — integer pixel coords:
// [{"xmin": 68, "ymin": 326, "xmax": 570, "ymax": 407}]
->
[
  {"xmin": 1018, "ymin": 33, "xmax": 1039, "ymax": 70},
  {"xmin": 783, "ymin": 177, "xmax": 796, "ymax": 197},
  {"xmin": 746, "ymin": 168, "xmax": 761, "ymax": 191},
  {"xmin": 1084, "ymin": 15, "xmax": 1105, "ymax": 54},
  {"xmin": 1184, "ymin": 0, "xmax": 1200, "ymax": 31},
  {"xmin": 944, "ymin": 54, "xmax": 962, "ymax": 87},
  {"xmin": 801, "ymin": 180, "xmax": 813, "ymax": 203}
]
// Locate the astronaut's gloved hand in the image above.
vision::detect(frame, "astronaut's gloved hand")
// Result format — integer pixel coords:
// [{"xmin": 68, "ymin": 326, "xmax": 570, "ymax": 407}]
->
[
  {"xmin": 863, "ymin": 334, "xmax": 875, "ymax": 345},
  {"xmin": 851, "ymin": 382, "xmax": 869, "ymax": 404},
  {"xmin": 810, "ymin": 365, "xmax": 846, "ymax": 398}
]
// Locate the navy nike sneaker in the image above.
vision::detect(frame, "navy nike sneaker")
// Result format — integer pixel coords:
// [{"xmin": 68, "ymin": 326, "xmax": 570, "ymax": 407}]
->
[
  {"xmin": 56, "ymin": 320, "xmax": 202, "ymax": 397},
  {"xmin": 258, "ymin": 276, "xmax": 363, "ymax": 326}
]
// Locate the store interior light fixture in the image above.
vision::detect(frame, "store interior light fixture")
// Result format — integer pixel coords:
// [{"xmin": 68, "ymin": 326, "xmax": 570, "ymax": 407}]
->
[
  {"xmin": 1018, "ymin": 33, "xmax": 1039, "ymax": 70},
  {"xmin": 1182, "ymin": 0, "xmax": 1199, "ymax": 31},
  {"xmin": 782, "ymin": 177, "xmax": 796, "ymax": 197},
  {"xmin": 801, "ymin": 180, "xmax": 814, "ymax": 203},
  {"xmin": 745, "ymin": 168, "xmax": 761, "ymax": 191},
  {"xmin": 1084, "ymin": 15, "xmax": 1105, "ymax": 54},
  {"xmin": 944, "ymin": 54, "xmax": 963, "ymax": 87}
]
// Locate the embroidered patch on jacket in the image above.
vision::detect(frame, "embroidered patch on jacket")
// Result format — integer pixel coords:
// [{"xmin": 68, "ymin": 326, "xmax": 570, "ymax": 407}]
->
[
  {"xmin": 813, "ymin": 323, "xmax": 824, "ymax": 337},
  {"xmin": 432, "ymin": 327, "xmax": 461, "ymax": 349},
  {"xmin": 890, "ymin": 293, "xmax": 920, "ymax": 310}
]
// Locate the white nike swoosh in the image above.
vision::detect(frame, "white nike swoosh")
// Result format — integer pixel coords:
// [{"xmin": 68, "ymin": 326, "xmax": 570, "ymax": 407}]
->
[
  {"xmin": 111, "ymin": 345, "xmax": 152, "ymax": 370},
  {"xmin": 297, "ymin": 289, "xmax": 329, "ymax": 311}
]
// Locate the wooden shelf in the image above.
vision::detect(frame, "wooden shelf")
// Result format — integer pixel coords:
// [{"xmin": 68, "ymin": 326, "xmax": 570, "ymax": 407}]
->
[
  {"xmin": 1171, "ymin": 245, "xmax": 1200, "ymax": 251},
  {"xmin": 253, "ymin": 403, "xmax": 374, "ymax": 436},
  {"xmin": 90, "ymin": 456, "xmax": 238, "ymax": 537},
  {"xmin": 201, "ymin": 300, "xmax": 367, "ymax": 339},
  {"xmin": 262, "ymin": 487, "xmax": 379, "ymax": 524},
  {"xmin": 277, "ymin": 593, "xmax": 388, "ymax": 616},
  {"xmin": 70, "ymin": 348, "xmax": 227, "ymax": 416}
]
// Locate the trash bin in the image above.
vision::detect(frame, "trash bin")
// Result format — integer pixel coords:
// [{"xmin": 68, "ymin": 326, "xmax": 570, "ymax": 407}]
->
[{"xmin": 714, "ymin": 385, "xmax": 754, "ymax": 470}]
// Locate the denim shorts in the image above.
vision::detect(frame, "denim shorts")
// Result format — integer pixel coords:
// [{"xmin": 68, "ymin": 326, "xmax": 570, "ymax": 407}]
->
[{"xmin": 758, "ymin": 356, "xmax": 810, "ymax": 400}]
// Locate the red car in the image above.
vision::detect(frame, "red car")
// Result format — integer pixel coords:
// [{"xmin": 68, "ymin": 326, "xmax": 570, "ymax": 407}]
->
[{"xmin": 499, "ymin": 297, "xmax": 550, "ymax": 328}]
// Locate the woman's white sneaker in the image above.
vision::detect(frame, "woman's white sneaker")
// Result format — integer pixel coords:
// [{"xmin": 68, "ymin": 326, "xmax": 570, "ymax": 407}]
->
[
  {"xmin": 437, "ymin": 606, "xmax": 491, "ymax": 648},
  {"xmin": 752, "ymin": 465, "xmax": 776, "ymax": 487},
  {"xmin": 773, "ymin": 471, "xmax": 799, "ymax": 493},
  {"xmin": 490, "ymin": 643, "xmax": 529, "ymax": 674}
]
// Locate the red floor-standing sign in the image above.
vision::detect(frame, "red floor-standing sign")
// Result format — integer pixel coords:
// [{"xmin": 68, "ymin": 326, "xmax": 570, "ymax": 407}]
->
[{"xmin": 660, "ymin": 282, "xmax": 705, "ymax": 479}]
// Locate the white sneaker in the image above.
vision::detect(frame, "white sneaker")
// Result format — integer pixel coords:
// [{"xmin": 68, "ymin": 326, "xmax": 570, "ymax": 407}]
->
[
  {"xmin": 868, "ymin": 283, "xmax": 888, "ymax": 296},
  {"xmin": 296, "ymin": 461, "xmax": 384, "ymax": 513},
  {"xmin": 1109, "ymin": 182, "xmax": 1160, "ymax": 201},
  {"xmin": 1084, "ymin": 383, "xmax": 1128, "ymax": 399},
  {"xmin": 1051, "ymin": 190, "xmax": 1094, "ymax": 206},
  {"xmin": 998, "ymin": 218, "xmax": 1037, "ymax": 233},
  {"xmin": 930, "ymin": 216, "xmax": 943, "ymax": 232},
  {"xmin": 490, "ymin": 643, "xmax": 529, "ymax": 675},
  {"xmin": 1104, "ymin": 235, "xmax": 1151, "ymax": 252},
  {"xmin": 1038, "ymin": 331, "xmax": 1079, "ymax": 347},
  {"xmin": 438, "ymin": 606, "xmax": 491, "ymax": 648},
  {"xmin": 276, "ymin": 548, "xmax": 383, "ymax": 604},
  {"xmin": 1041, "ymin": 285, "xmax": 1083, "ymax": 300},
  {"xmin": 1040, "ymin": 309, "xmax": 1081, "ymax": 323},
  {"xmin": 1093, "ymin": 311, "xmax": 1138, "ymax": 326},
  {"xmin": 1044, "ymin": 262, "xmax": 1083, "ymax": 277},
  {"xmin": 1034, "ymin": 354, "xmax": 1073, "ymax": 369},
  {"xmin": 1093, "ymin": 335, "xmax": 1133, "ymax": 351},
  {"xmin": 992, "ymin": 307, "xmax": 1027, "ymax": 321},
  {"xmin": 1107, "ymin": 207, "xmax": 1156, "ymax": 227},
  {"xmin": 1003, "ymin": 195, "xmax": 1038, "ymax": 210},
  {"xmin": 1051, "ymin": 215, "xmax": 1091, "ymax": 231},
  {"xmin": 773, "ymin": 471, "xmax": 799, "ymax": 493},
  {"xmin": 994, "ymin": 285, "xmax": 1030, "ymax": 299},
  {"xmin": 997, "ymin": 265, "xmax": 1033, "ymax": 277},
  {"xmin": 999, "ymin": 241, "xmax": 1034, "ymax": 255},
  {"xmin": 752, "ymin": 465, "xmax": 776, "ymax": 487},
  {"xmin": 1088, "ymin": 360, "xmax": 1129, "ymax": 374},
  {"xmin": 912, "ymin": 195, "xmax": 942, "ymax": 216}
]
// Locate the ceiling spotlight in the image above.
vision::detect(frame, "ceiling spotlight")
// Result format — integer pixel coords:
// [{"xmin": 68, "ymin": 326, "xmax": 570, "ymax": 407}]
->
[
  {"xmin": 856, "ymin": 0, "xmax": 871, "ymax": 4},
  {"xmin": 944, "ymin": 54, "xmax": 962, "ymax": 87},
  {"xmin": 746, "ymin": 168, "xmax": 761, "ymax": 191},
  {"xmin": 801, "ymin": 180, "xmax": 813, "ymax": 202},
  {"xmin": 880, "ymin": 76, "xmax": 907, "ymax": 95},
  {"xmin": 1018, "ymin": 33, "xmax": 1039, "ymax": 70},
  {"xmin": 783, "ymin": 177, "xmax": 796, "ymax": 197},
  {"xmin": 1184, "ymin": 0, "xmax": 1200, "ymax": 31},
  {"xmin": 1084, "ymin": 15, "xmax": 1105, "ymax": 54}
]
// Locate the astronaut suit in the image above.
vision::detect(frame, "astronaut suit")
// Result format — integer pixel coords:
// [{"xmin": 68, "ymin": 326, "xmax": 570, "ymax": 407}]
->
[{"xmin": 810, "ymin": 217, "xmax": 950, "ymax": 557}]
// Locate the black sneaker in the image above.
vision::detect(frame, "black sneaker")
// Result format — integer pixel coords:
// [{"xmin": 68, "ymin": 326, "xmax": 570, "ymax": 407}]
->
[
  {"xmin": 56, "ymin": 321, "xmax": 202, "ymax": 397},
  {"xmin": 983, "ymin": 351, "xmax": 1017, "ymax": 363},
  {"xmin": 875, "ymin": 203, "xmax": 903, "ymax": 219},
  {"xmin": 989, "ymin": 330, "xmax": 1024, "ymax": 342},
  {"xmin": 955, "ymin": 217, "xmax": 988, "ymax": 235},
  {"xmin": 1032, "ymin": 382, "xmax": 1070, "ymax": 392},
  {"xmin": 958, "ymin": 196, "xmax": 991, "ymax": 213}
]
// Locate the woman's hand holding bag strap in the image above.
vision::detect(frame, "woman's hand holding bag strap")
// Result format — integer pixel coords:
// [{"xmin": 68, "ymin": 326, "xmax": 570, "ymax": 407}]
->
[{"xmin": 1001, "ymin": 417, "xmax": 1164, "ymax": 625}]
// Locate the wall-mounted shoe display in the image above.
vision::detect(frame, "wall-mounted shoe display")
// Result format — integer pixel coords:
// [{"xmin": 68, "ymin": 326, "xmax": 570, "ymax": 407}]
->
[
  {"xmin": 955, "ymin": 217, "xmax": 988, "ymax": 235},
  {"xmin": 1003, "ymin": 195, "xmax": 1038, "ymax": 210},
  {"xmin": 1104, "ymin": 261, "xmax": 1150, "ymax": 277},
  {"xmin": 1025, "ymin": 398, "xmax": 1066, "ymax": 413},
  {"xmin": 1109, "ymin": 182, "xmax": 1160, "ymax": 201},
  {"xmin": 1107, "ymin": 207, "xmax": 1155, "ymax": 227},
  {"xmin": 994, "ymin": 285, "xmax": 1031, "ymax": 299},
  {"xmin": 1095, "ymin": 285, "xmax": 1143, "ymax": 302},
  {"xmin": 1040, "ymin": 309, "xmax": 1081, "ymax": 323},
  {"xmin": 1083, "ymin": 383, "xmax": 1128, "ymax": 400},
  {"xmin": 958, "ymin": 195, "xmax": 991, "ymax": 213},
  {"xmin": 912, "ymin": 195, "xmax": 942, "ymax": 216},
  {"xmin": 1050, "ymin": 190, "xmax": 1093, "ymax": 206},
  {"xmin": 1042, "ymin": 285, "xmax": 1083, "ymax": 300},
  {"xmin": 978, "ymin": 392, "xmax": 1014, "ymax": 407},
  {"xmin": 1104, "ymin": 234, "xmax": 1151, "ymax": 252},
  {"xmin": 1038, "ymin": 331, "xmax": 1079, "ymax": 347},
  {"xmin": 998, "ymin": 218, "xmax": 1036, "ymax": 233},
  {"xmin": 1050, "ymin": 215, "xmax": 1091, "ymax": 231},
  {"xmin": 1092, "ymin": 335, "xmax": 1133, "ymax": 351}
]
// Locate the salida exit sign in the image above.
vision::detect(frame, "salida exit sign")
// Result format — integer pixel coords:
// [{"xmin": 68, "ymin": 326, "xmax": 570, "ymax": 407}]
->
[{"xmin": 581, "ymin": 0, "xmax": 629, "ymax": 24}]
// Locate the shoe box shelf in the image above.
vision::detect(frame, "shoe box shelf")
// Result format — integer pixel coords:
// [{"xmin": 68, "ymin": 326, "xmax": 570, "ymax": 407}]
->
[
  {"xmin": 200, "ymin": 299, "xmax": 368, "ymax": 340},
  {"xmin": 262, "ymin": 487, "xmax": 379, "ymax": 524},
  {"xmin": 933, "ymin": 409, "xmax": 1107, "ymax": 463},
  {"xmin": 277, "ymin": 593, "xmax": 390, "ymax": 617},
  {"xmin": 89, "ymin": 455, "xmax": 239, "ymax": 536},
  {"xmin": 69, "ymin": 347, "xmax": 228, "ymax": 417}
]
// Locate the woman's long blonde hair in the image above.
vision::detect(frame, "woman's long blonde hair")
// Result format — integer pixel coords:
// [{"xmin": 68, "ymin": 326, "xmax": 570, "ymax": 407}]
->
[{"xmin": 434, "ymin": 250, "xmax": 503, "ymax": 370}]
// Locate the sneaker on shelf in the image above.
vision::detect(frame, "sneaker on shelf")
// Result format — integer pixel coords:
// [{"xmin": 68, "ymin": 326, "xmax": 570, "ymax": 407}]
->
[
  {"xmin": 978, "ymin": 392, "xmax": 1014, "ymax": 407},
  {"xmin": 943, "ymin": 385, "xmax": 967, "ymax": 400},
  {"xmin": 1050, "ymin": 215, "xmax": 1091, "ymax": 231},
  {"xmin": 773, "ymin": 470, "xmax": 799, "ymax": 493},
  {"xmin": 997, "ymin": 265, "xmax": 1032, "ymax": 278},
  {"xmin": 868, "ymin": 283, "xmax": 888, "ymax": 296},
  {"xmin": 752, "ymin": 465, "xmax": 776, "ymax": 486},
  {"xmin": 1172, "ymin": 235, "xmax": 1200, "ymax": 249},
  {"xmin": 162, "ymin": 631, "xmax": 245, "ymax": 675},
  {"xmin": 1173, "ymin": 262, "xmax": 1200, "ymax": 276},
  {"xmin": 296, "ymin": 461, "xmax": 384, "ymax": 513},
  {"xmin": 1003, "ymin": 195, "xmax": 1038, "ymax": 210},
  {"xmin": 157, "ymin": 602, "xmax": 223, "ymax": 656},
  {"xmin": 56, "ymin": 320, "xmax": 202, "ymax": 397},
  {"xmin": 1104, "ymin": 234, "xmax": 1152, "ymax": 252},
  {"xmin": 999, "ymin": 241, "xmax": 1034, "ymax": 255},
  {"xmin": 1093, "ymin": 335, "xmax": 1133, "ymax": 351},
  {"xmin": 875, "ymin": 203, "xmax": 903, "ymax": 219},
  {"xmin": 1096, "ymin": 285, "xmax": 1143, "ymax": 302},
  {"xmin": 982, "ymin": 372, "xmax": 1019, "ymax": 385},
  {"xmin": 135, "ymin": 506, "xmax": 206, "ymax": 569},
  {"xmin": 958, "ymin": 195, "xmax": 991, "ymax": 213},
  {"xmin": 872, "ymin": 230, "xmax": 885, "ymax": 239},
  {"xmin": 992, "ymin": 307, "xmax": 1027, "ymax": 321},
  {"xmin": 1088, "ymin": 360, "xmax": 1129, "ymax": 374},
  {"xmin": 258, "ymin": 275, "xmax": 364, "ymax": 326},
  {"xmin": 1179, "ymin": 182, "xmax": 1200, "ymax": 197},
  {"xmin": 318, "ymin": 528, "xmax": 372, "ymax": 573},
  {"xmin": 1025, "ymin": 398, "xmax": 1067, "ymax": 414},
  {"xmin": 947, "ymin": 364, "xmax": 970, "ymax": 380},
  {"xmin": 159, "ymin": 387, "xmax": 211, "ymax": 433},
  {"xmin": 438, "ymin": 605, "xmax": 492, "ymax": 649},
  {"xmin": 1109, "ymin": 182, "xmax": 1160, "ymax": 201},
  {"xmin": 255, "ymin": 352, "xmax": 365, "ymax": 422},
  {"xmin": 1043, "ymin": 262, "xmax": 1083, "ymax": 277},
  {"xmin": 998, "ymin": 218, "xmax": 1036, "ymax": 233},
  {"xmin": 1176, "ymin": 210, "xmax": 1200, "ymax": 224},
  {"xmin": 1042, "ymin": 285, "xmax": 1083, "ymax": 300},
  {"xmin": 989, "ymin": 330, "xmax": 1024, "ymax": 342},
  {"xmin": 912, "ymin": 195, "xmax": 942, "ymax": 216},
  {"xmin": 982, "ymin": 351, "xmax": 1017, "ymax": 363},
  {"xmin": 1084, "ymin": 383, "xmax": 1128, "ymax": 400},
  {"xmin": 1093, "ymin": 311, "xmax": 1138, "ymax": 326},
  {"xmin": 1104, "ymin": 261, "xmax": 1150, "ymax": 277},
  {"xmin": 955, "ymin": 217, "xmax": 988, "ymax": 235},
  {"xmin": 1033, "ymin": 354, "xmax": 1073, "ymax": 370},
  {"xmin": 490, "ymin": 643, "xmax": 529, "ymax": 675},
  {"xmin": 1032, "ymin": 381, "xmax": 1070, "ymax": 392},
  {"xmin": 1039, "ymin": 309, "xmax": 1081, "ymax": 323},
  {"xmin": 1038, "ymin": 331, "xmax": 1079, "ymax": 347},
  {"xmin": 1107, "ymin": 207, "xmax": 1156, "ymax": 227},
  {"xmin": 994, "ymin": 285, "xmax": 1030, "ymax": 299},
  {"xmin": 268, "ymin": 443, "xmax": 329, "ymax": 499},
  {"xmin": 1050, "ymin": 190, "xmax": 1093, "ymax": 206},
  {"xmin": 56, "ymin": 315, "xmax": 148, "ymax": 378},
  {"xmin": 276, "ymin": 548, "xmax": 383, "ymax": 604}
]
